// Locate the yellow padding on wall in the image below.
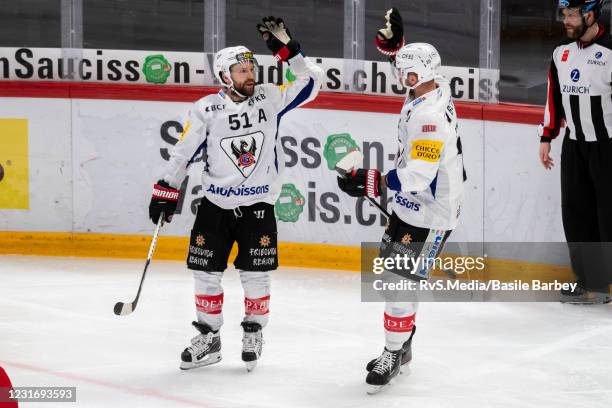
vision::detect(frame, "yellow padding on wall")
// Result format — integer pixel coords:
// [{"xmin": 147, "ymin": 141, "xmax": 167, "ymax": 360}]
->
[
  {"xmin": 0, "ymin": 231, "xmax": 361, "ymax": 271},
  {"xmin": 0, "ymin": 231, "xmax": 573, "ymax": 281}
]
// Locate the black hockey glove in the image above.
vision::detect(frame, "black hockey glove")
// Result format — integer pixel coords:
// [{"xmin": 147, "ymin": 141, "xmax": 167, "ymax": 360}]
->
[
  {"xmin": 256, "ymin": 16, "xmax": 301, "ymax": 62},
  {"xmin": 149, "ymin": 180, "xmax": 179, "ymax": 224},
  {"xmin": 375, "ymin": 7, "xmax": 405, "ymax": 57},
  {"xmin": 337, "ymin": 169, "xmax": 381, "ymax": 199}
]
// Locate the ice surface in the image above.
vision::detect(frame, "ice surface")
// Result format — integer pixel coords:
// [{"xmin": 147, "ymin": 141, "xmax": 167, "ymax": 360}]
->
[{"xmin": 1, "ymin": 255, "xmax": 611, "ymax": 407}]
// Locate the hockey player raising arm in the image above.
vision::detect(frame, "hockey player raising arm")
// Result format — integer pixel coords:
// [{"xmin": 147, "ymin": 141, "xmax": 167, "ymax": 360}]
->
[
  {"xmin": 148, "ymin": 16, "xmax": 323, "ymax": 372},
  {"xmin": 337, "ymin": 8, "xmax": 466, "ymax": 393}
]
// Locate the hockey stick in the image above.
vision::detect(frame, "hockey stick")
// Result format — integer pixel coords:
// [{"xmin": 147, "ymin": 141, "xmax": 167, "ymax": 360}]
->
[
  {"xmin": 335, "ymin": 150, "xmax": 391, "ymax": 218},
  {"xmin": 113, "ymin": 213, "xmax": 165, "ymax": 316}
]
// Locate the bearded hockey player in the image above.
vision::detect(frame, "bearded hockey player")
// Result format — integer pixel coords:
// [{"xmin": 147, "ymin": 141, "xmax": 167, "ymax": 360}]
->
[
  {"xmin": 148, "ymin": 16, "xmax": 322, "ymax": 372},
  {"xmin": 337, "ymin": 8, "xmax": 465, "ymax": 393}
]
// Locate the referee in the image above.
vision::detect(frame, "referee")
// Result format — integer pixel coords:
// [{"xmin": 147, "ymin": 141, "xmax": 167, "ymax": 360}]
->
[{"xmin": 539, "ymin": 0, "xmax": 612, "ymax": 304}]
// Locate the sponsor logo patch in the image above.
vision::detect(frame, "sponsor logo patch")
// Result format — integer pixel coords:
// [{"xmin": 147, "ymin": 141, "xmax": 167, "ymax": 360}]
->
[
  {"xmin": 206, "ymin": 183, "xmax": 270, "ymax": 197},
  {"xmin": 411, "ymin": 139, "xmax": 443, "ymax": 162},
  {"xmin": 561, "ymin": 49, "xmax": 570, "ymax": 62},
  {"xmin": 570, "ymin": 69, "xmax": 580, "ymax": 82},
  {"xmin": 422, "ymin": 124, "xmax": 437, "ymax": 133},
  {"xmin": 259, "ymin": 235, "xmax": 271, "ymax": 247}
]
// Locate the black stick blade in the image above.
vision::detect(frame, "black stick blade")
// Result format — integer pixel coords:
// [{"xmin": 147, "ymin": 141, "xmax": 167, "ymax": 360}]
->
[{"xmin": 114, "ymin": 301, "xmax": 134, "ymax": 316}]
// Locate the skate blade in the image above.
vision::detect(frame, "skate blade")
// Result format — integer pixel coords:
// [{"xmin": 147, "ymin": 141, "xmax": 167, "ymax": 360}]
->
[
  {"xmin": 245, "ymin": 360, "xmax": 258, "ymax": 372},
  {"xmin": 180, "ymin": 352, "xmax": 222, "ymax": 370},
  {"xmin": 561, "ymin": 298, "xmax": 611, "ymax": 305},
  {"xmin": 366, "ymin": 383, "xmax": 389, "ymax": 395},
  {"xmin": 399, "ymin": 362, "xmax": 411, "ymax": 376}
]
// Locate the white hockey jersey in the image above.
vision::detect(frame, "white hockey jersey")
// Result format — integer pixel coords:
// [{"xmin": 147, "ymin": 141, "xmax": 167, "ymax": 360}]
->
[
  {"xmin": 386, "ymin": 76, "xmax": 466, "ymax": 230},
  {"xmin": 161, "ymin": 54, "xmax": 323, "ymax": 209}
]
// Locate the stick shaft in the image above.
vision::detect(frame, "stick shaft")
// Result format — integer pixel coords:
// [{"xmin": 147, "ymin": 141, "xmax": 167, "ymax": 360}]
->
[
  {"xmin": 132, "ymin": 214, "xmax": 164, "ymax": 305},
  {"xmin": 367, "ymin": 197, "xmax": 391, "ymax": 218}
]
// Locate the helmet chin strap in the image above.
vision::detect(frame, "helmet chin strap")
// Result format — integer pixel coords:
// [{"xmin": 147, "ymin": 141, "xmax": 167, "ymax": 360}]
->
[
  {"xmin": 403, "ymin": 73, "xmax": 423, "ymax": 92},
  {"xmin": 230, "ymin": 85, "xmax": 248, "ymax": 99},
  {"xmin": 223, "ymin": 73, "xmax": 248, "ymax": 100}
]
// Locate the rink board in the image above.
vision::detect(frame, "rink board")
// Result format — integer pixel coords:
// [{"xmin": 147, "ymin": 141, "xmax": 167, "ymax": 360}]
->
[{"xmin": 0, "ymin": 88, "xmax": 570, "ymax": 277}]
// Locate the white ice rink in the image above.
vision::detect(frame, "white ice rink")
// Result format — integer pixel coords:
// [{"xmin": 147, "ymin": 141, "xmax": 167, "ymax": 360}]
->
[{"xmin": 1, "ymin": 255, "xmax": 612, "ymax": 408}]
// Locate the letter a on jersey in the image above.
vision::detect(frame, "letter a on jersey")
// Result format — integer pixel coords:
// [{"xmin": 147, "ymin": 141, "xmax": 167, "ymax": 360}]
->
[{"xmin": 220, "ymin": 131, "xmax": 264, "ymax": 177}]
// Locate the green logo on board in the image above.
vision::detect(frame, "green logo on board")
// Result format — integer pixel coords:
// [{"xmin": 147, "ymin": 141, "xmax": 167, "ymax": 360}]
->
[
  {"xmin": 143, "ymin": 54, "xmax": 172, "ymax": 84},
  {"xmin": 323, "ymin": 133, "xmax": 360, "ymax": 170},
  {"xmin": 275, "ymin": 183, "xmax": 305, "ymax": 222}
]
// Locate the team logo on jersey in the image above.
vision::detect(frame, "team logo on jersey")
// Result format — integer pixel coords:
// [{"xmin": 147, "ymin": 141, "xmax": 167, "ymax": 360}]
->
[
  {"xmin": 595, "ymin": 51, "xmax": 603, "ymax": 59},
  {"xmin": 401, "ymin": 234, "xmax": 412, "ymax": 245},
  {"xmin": 233, "ymin": 138, "xmax": 256, "ymax": 167},
  {"xmin": 570, "ymin": 69, "xmax": 580, "ymax": 82},
  {"xmin": 220, "ymin": 131, "xmax": 264, "ymax": 177},
  {"xmin": 561, "ymin": 49, "xmax": 570, "ymax": 62}
]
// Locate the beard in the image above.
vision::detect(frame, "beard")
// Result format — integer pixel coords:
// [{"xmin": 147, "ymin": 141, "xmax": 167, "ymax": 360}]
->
[
  {"xmin": 565, "ymin": 24, "xmax": 585, "ymax": 39},
  {"xmin": 233, "ymin": 81, "xmax": 255, "ymax": 97}
]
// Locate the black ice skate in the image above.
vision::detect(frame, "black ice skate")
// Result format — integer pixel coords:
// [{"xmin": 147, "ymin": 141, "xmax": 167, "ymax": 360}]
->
[
  {"xmin": 560, "ymin": 283, "xmax": 611, "ymax": 305},
  {"xmin": 180, "ymin": 321, "xmax": 221, "ymax": 370},
  {"xmin": 241, "ymin": 321, "xmax": 264, "ymax": 372},
  {"xmin": 367, "ymin": 326, "xmax": 415, "ymax": 372},
  {"xmin": 365, "ymin": 348, "xmax": 402, "ymax": 394}
]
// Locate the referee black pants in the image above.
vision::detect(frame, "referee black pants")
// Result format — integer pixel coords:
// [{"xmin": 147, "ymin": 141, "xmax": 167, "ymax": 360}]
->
[{"xmin": 561, "ymin": 136, "xmax": 612, "ymax": 292}]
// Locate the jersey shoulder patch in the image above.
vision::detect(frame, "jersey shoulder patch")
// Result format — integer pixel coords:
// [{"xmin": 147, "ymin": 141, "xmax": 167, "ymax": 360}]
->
[{"xmin": 410, "ymin": 139, "xmax": 444, "ymax": 163}]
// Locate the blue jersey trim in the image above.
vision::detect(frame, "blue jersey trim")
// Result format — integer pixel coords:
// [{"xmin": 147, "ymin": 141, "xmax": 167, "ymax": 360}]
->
[
  {"xmin": 274, "ymin": 77, "xmax": 315, "ymax": 171},
  {"xmin": 186, "ymin": 139, "xmax": 207, "ymax": 169},
  {"xmin": 430, "ymin": 172, "xmax": 438, "ymax": 199},
  {"xmin": 386, "ymin": 169, "xmax": 402, "ymax": 192}
]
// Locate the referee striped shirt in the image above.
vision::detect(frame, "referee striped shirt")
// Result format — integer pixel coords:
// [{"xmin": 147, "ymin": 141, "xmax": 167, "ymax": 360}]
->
[{"xmin": 540, "ymin": 25, "xmax": 612, "ymax": 143}]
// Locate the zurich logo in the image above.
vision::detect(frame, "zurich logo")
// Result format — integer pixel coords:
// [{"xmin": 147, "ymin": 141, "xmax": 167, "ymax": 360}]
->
[
  {"xmin": 595, "ymin": 51, "xmax": 603, "ymax": 59},
  {"xmin": 570, "ymin": 69, "xmax": 580, "ymax": 82},
  {"xmin": 559, "ymin": 0, "xmax": 570, "ymax": 6}
]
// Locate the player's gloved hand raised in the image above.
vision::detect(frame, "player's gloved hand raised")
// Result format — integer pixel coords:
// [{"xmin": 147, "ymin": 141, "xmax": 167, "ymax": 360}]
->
[
  {"xmin": 337, "ymin": 169, "xmax": 381, "ymax": 199},
  {"xmin": 149, "ymin": 180, "xmax": 179, "ymax": 224},
  {"xmin": 256, "ymin": 16, "xmax": 301, "ymax": 62},
  {"xmin": 376, "ymin": 7, "xmax": 404, "ymax": 57}
]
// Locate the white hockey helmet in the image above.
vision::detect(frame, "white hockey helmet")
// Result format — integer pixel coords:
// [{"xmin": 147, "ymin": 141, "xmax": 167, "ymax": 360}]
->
[
  {"xmin": 213, "ymin": 45, "xmax": 259, "ymax": 94},
  {"xmin": 393, "ymin": 42, "xmax": 441, "ymax": 90}
]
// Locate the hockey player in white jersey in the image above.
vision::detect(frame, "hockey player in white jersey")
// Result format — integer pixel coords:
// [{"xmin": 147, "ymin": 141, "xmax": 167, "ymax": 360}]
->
[
  {"xmin": 337, "ymin": 8, "xmax": 465, "ymax": 393},
  {"xmin": 148, "ymin": 16, "xmax": 322, "ymax": 372}
]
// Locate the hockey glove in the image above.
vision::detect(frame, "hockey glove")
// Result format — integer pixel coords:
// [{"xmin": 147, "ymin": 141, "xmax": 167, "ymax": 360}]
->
[
  {"xmin": 256, "ymin": 16, "xmax": 301, "ymax": 62},
  {"xmin": 149, "ymin": 180, "xmax": 179, "ymax": 224},
  {"xmin": 375, "ymin": 7, "xmax": 405, "ymax": 57},
  {"xmin": 337, "ymin": 169, "xmax": 381, "ymax": 199}
]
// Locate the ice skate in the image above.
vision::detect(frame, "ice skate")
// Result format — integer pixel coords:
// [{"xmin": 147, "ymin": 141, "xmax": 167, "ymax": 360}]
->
[
  {"xmin": 180, "ymin": 321, "xmax": 222, "ymax": 370},
  {"xmin": 367, "ymin": 327, "xmax": 415, "ymax": 372},
  {"xmin": 366, "ymin": 348, "xmax": 402, "ymax": 394},
  {"xmin": 241, "ymin": 321, "xmax": 264, "ymax": 372}
]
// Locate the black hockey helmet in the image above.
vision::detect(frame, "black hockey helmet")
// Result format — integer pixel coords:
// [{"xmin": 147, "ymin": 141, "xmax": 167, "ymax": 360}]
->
[{"xmin": 557, "ymin": 0, "xmax": 604, "ymax": 20}]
